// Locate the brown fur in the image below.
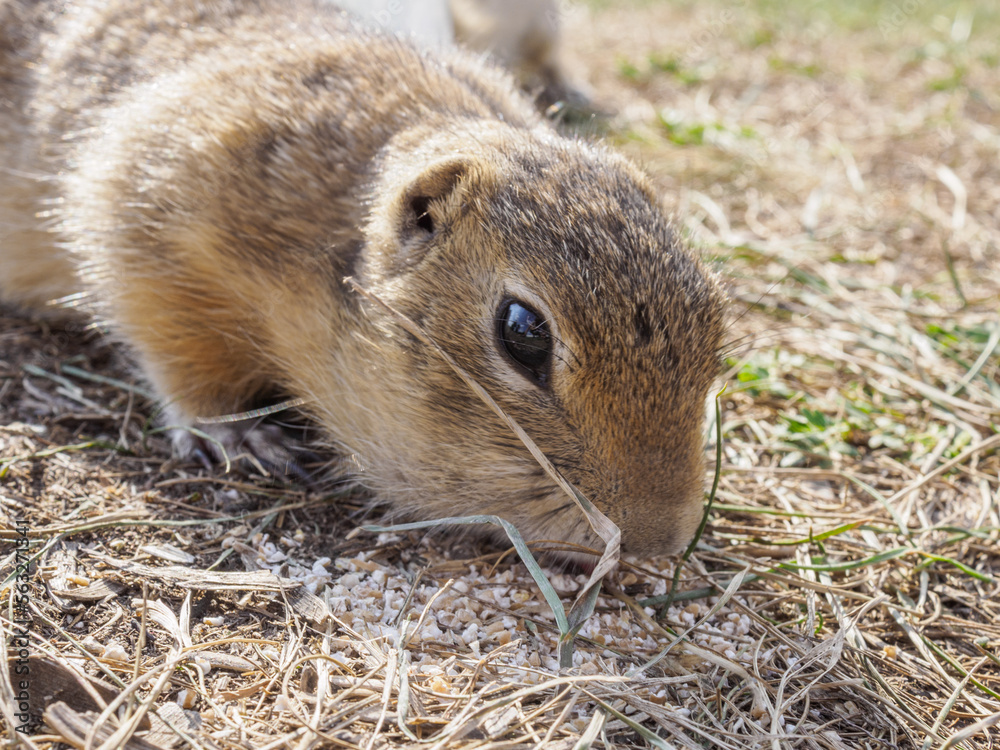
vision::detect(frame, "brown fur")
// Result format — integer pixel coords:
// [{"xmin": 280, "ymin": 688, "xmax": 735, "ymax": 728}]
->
[{"xmin": 0, "ymin": 0, "xmax": 727, "ymax": 558}]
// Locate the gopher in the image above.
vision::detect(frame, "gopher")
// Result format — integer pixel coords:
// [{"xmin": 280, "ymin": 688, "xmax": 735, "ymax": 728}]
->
[{"xmin": 0, "ymin": 0, "xmax": 726, "ymax": 559}]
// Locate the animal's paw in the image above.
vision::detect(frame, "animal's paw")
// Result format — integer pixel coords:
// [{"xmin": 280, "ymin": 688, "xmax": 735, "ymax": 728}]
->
[{"xmin": 172, "ymin": 420, "xmax": 313, "ymax": 481}]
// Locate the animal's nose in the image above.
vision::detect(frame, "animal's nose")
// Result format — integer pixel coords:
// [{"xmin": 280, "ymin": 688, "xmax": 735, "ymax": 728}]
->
[{"xmin": 596, "ymin": 457, "xmax": 707, "ymax": 556}]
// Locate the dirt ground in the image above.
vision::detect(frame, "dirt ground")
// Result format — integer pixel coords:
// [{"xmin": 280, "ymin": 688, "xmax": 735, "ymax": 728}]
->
[{"xmin": 2, "ymin": 1, "xmax": 998, "ymax": 748}]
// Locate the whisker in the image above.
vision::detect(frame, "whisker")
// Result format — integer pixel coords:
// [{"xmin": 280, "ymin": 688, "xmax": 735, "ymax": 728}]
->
[{"xmin": 725, "ymin": 263, "xmax": 802, "ymax": 330}]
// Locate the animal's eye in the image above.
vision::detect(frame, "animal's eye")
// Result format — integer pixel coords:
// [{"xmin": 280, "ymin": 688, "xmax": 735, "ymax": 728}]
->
[{"xmin": 497, "ymin": 299, "xmax": 552, "ymax": 383}]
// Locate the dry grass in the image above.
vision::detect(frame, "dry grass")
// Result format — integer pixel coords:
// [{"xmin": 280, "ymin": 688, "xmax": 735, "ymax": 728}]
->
[{"xmin": 2, "ymin": 0, "xmax": 999, "ymax": 748}]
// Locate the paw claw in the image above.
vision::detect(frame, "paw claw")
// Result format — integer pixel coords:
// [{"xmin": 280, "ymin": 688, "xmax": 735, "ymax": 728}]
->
[
  {"xmin": 175, "ymin": 420, "xmax": 312, "ymax": 481},
  {"xmin": 191, "ymin": 447, "xmax": 215, "ymax": 472}
]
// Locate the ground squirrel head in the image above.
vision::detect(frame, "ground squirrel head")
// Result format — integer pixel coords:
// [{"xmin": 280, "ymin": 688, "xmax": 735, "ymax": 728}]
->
[{"xmin": 350, "ymin": 123, "xmax": 726, "ymax": 560}]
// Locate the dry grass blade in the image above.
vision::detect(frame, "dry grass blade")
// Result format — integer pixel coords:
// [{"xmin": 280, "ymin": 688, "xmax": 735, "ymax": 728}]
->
[
  {"xmin": 192, "ymin": 398, "xmax": 308, "ymax": 424},
  {"xmin": 43, "ymin": 703, "xmax": 164, "ymax": 750},
  {"xmin": 636, "ymin": 567, "xmax": 751, "ymax": 677},
  {"xmin": 663, "ymin": 392, "xmax": 725, "ymax": 613},
  {"xmin": 937, "ymin": 710, "xmax": 1000, "ymax": 750},
  {"xmin": 883, "ymin": 432, "xmax": 1000, "ymax": 507},
  {"xmin": 572, "ymin": 709, "xmax": 608, "ymax": 749},
  {"xmin": 90, "ymin": 554, "xmax": 300, "ymax": 591}
]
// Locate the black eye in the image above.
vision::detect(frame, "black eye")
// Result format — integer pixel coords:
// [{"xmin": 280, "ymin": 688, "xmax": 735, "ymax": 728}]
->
[{"xmin": 498, "ymin": 299, "xmax": 552, "ymax": 383}]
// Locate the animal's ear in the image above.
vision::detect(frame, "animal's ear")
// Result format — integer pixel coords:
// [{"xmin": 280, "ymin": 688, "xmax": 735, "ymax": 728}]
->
[
  {"xmin": 398, "ymin": 158, "xmax": 468, "ymax": 247},
  {"xmin": 368, "ymin": 158, "xmax": 473, "ymax": 278}
]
